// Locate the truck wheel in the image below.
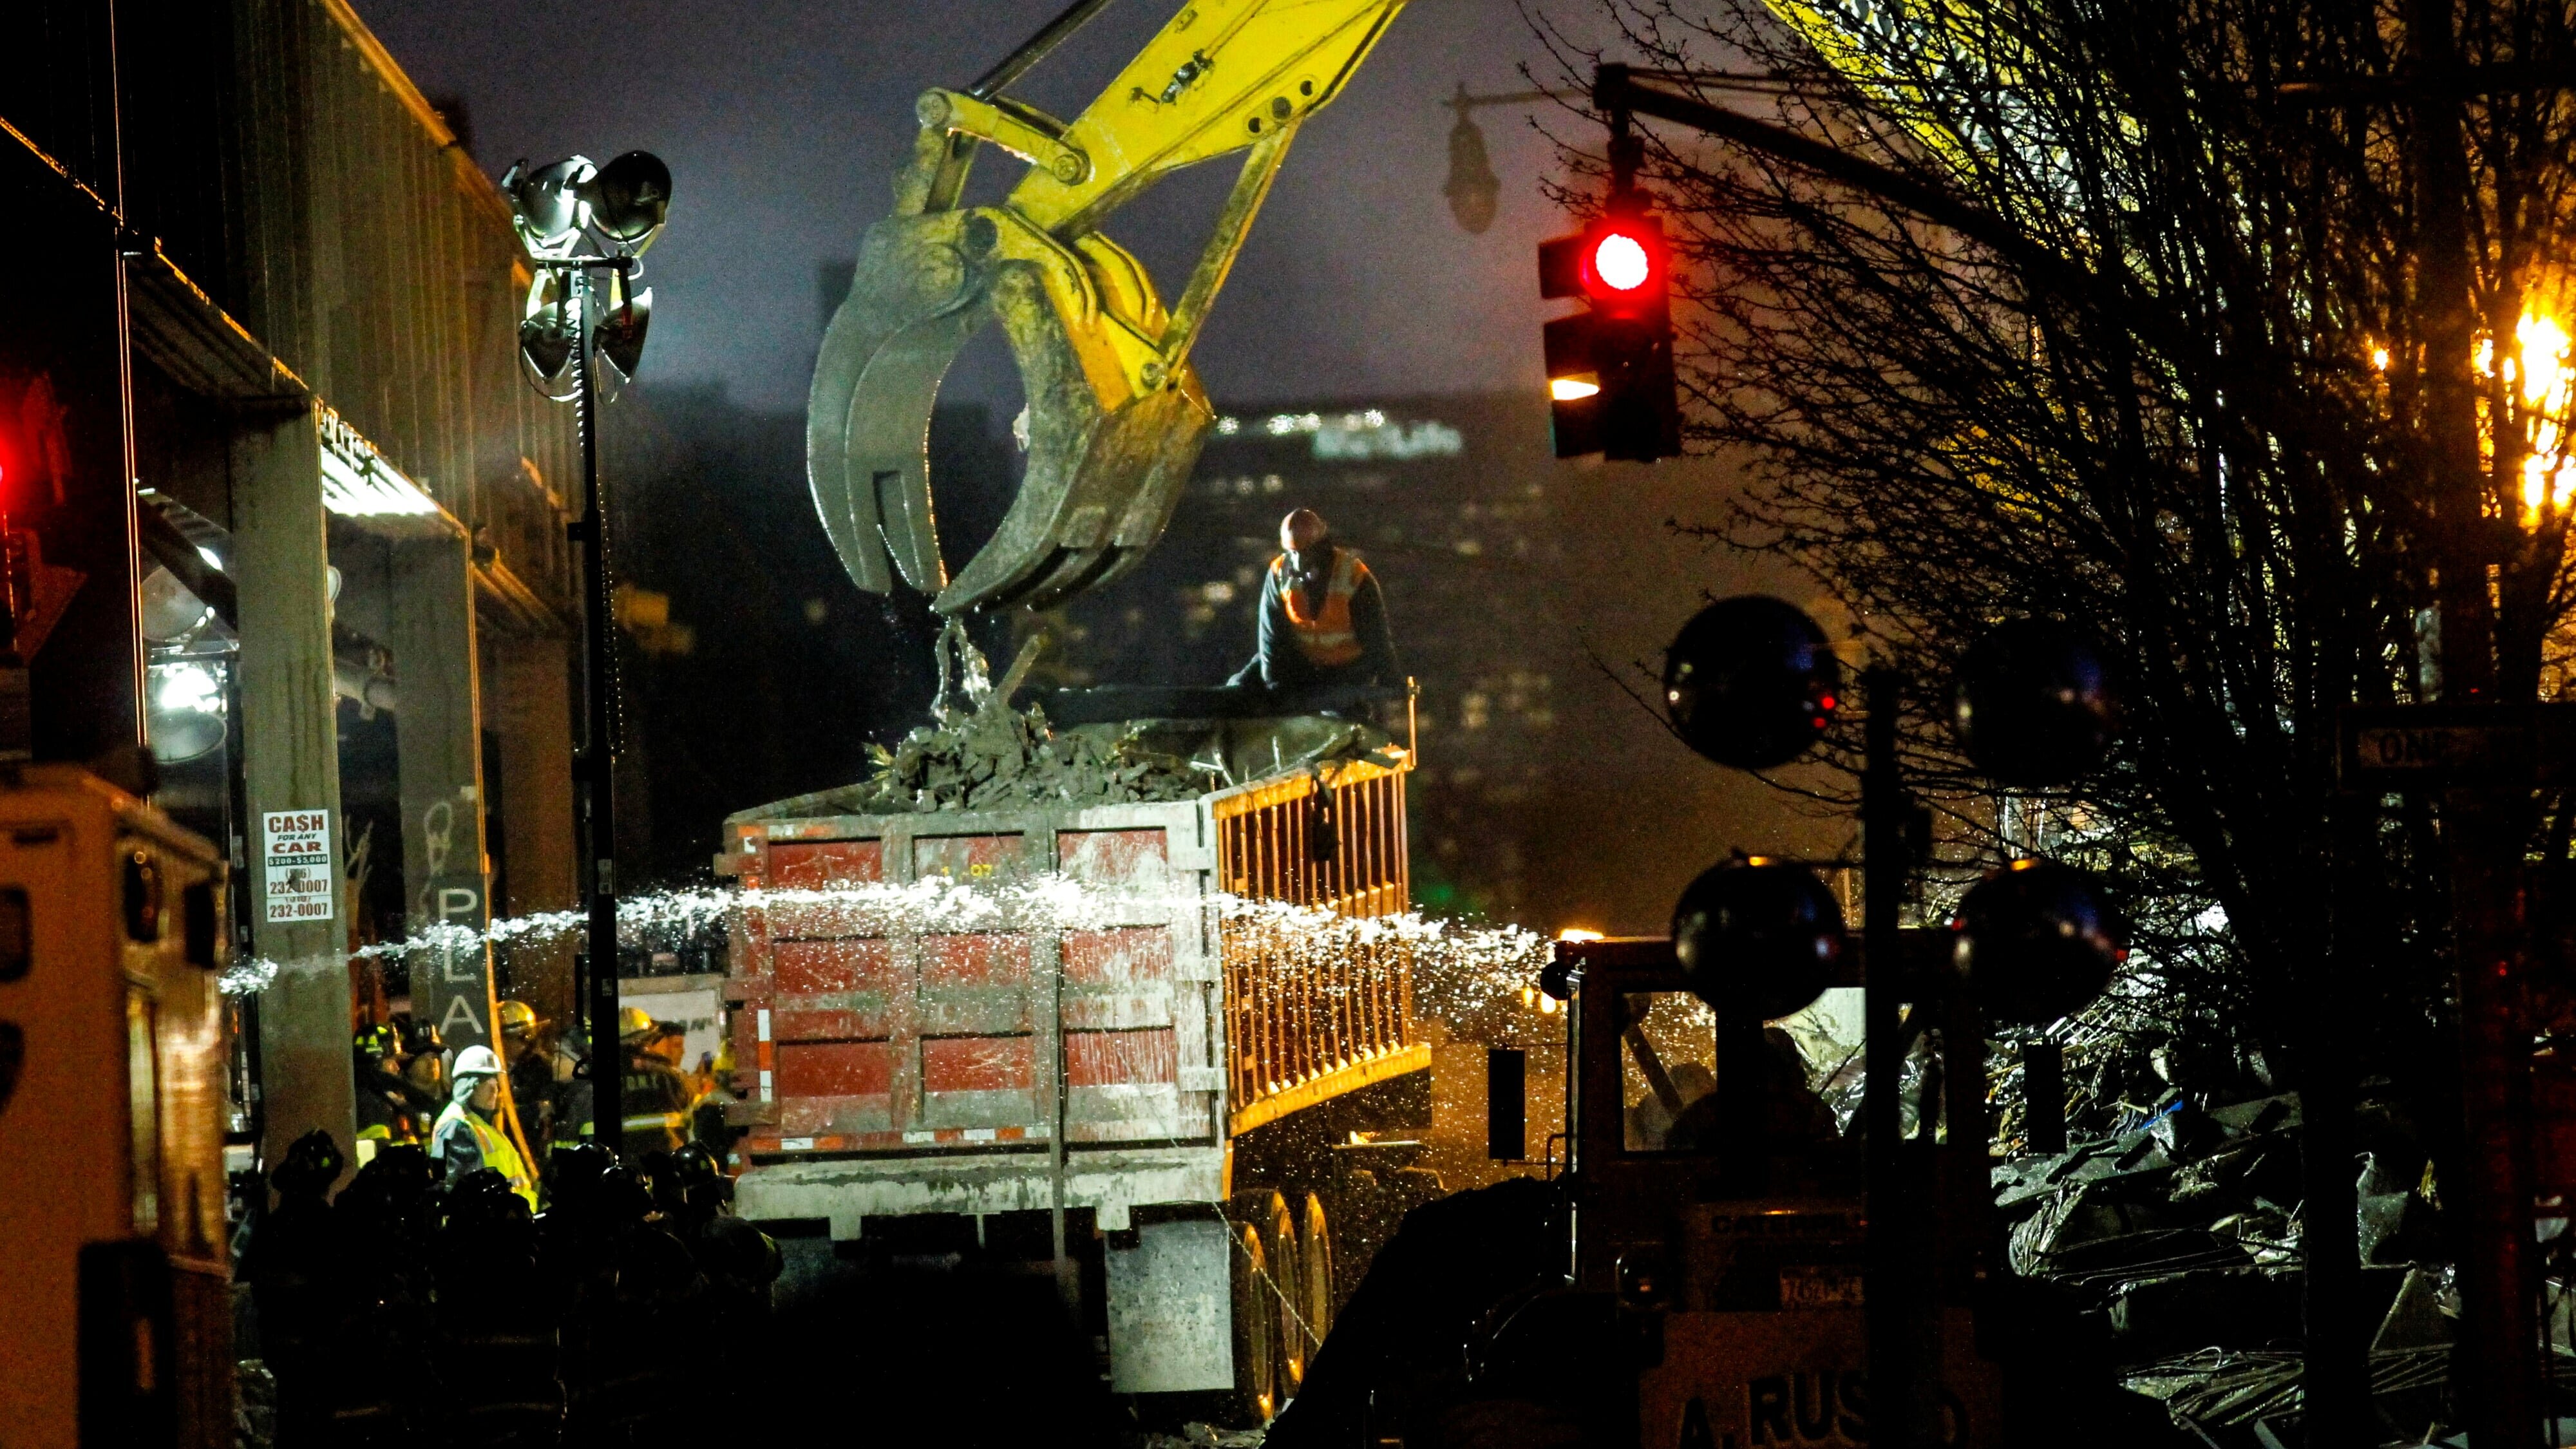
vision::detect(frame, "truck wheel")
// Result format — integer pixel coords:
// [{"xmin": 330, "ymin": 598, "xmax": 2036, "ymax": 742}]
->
[
  {"xmin": 1229, "ymin": 1218, "xmax": 1279, "ymax": 1423},
  {"xmin": 1268, "ymin": 1195, "xmax": 1308, "ymax": 1394},
  {"xmin": 1300, "ymin": 1191, "xmax": 1336, "ymax": 1342}
]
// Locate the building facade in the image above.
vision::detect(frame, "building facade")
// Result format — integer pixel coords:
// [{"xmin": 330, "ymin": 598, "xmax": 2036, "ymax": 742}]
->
[{"xmin": 4, "ymin": 0, "xmax": 585, "ymax": 1181}]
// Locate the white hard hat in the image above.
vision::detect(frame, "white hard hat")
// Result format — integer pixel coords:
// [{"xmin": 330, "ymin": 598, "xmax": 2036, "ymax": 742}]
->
[{"xmin": 452, "ymin": 1045, "xmax": 503, "ymax": 1081}]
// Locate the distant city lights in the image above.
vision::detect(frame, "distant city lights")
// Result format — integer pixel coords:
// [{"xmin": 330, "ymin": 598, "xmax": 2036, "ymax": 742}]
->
[{"xmin": 1208, "ymin": 408, "xmax": 1465, "ymax": 462}]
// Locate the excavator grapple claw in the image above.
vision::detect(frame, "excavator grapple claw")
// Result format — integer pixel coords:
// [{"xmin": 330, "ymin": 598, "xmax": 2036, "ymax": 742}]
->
[{"xmin": 808, "ymin": 0, "xmax": 1406, "ymax": 615}]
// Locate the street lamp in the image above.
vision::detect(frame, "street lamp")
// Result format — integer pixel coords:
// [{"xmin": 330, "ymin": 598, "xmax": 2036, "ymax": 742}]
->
[
  {"xmin": 1439, "ymin": 82, "xmax": 1573, "ymax": 234},
  {"xmin": 1440, "ymin": 83, "xmax": 1506, "ymax": 234},
  {"xmin": 502, "ymin": 148, "xmax": 671, "ymax": 1152}
]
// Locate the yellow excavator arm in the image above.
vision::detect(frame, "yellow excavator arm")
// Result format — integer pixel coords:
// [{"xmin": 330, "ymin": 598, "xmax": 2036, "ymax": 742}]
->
[{"xmin": 810, "ymin": 0, "xmax": 1405, "ymax": 615}]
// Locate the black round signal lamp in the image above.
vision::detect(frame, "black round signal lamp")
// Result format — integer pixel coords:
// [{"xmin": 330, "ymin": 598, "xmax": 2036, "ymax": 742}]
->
[
  {"xmin": 1951, "ymin": 620, "xmax": 2122, "ymax": 786},
  {"xmin": 1663, "ymin": 596, "xmax": 1841, "ymax": 770},
  {"xmin": 1670, "ymin": 859, "xmax": 1845, "ymax": 1021},
  {"xmin": 1950, "ymin": 858, "xmax": 2126, "ymax": 1027},
  {"xmin": 1538, "ymin": 956, "xmax": 1579, "ymax": 1003}
]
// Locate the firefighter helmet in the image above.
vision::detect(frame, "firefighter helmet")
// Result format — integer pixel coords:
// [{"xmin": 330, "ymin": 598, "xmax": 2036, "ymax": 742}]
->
[
  {"xmin": 354, "ymin": 1021, "xmax": 401, "ymax": 1061},
  {"xmin": 397, "ymin": 1017, "xmax": 444, "ymax": 1059},
  {"xmin": 618, "ymin": 1005, "xmax": 659, "ymax": 1043},
  {"xmin": 497, "ymin": 999, "xmax": 540, "ymax": 1037}
]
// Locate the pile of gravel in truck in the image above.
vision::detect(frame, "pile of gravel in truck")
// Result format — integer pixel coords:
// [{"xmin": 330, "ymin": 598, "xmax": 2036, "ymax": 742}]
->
[
  {"xmin": 1989, "ymin": 1085, "xmax": 2487, "ymax": 1443},
  {"xmin": 742, "ymin": 624, "xmax": 1407, "ymax": 819}
]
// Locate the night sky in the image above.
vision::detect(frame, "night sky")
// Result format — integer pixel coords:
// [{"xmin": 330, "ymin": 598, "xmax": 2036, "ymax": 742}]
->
[{"xmin": 353, "ymin": 0, "xmax": 1613, "ymax": 415}]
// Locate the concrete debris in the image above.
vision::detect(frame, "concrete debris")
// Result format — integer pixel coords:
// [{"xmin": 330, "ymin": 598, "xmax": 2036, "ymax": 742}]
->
[
  {"xmin": 733, "ymin": 624, "xmax": 1410, "ymax": 821},
  {"xmin": 2356, "ymin": 1189, "xmax": 2442, "ymax": 1267},
  {"xmin": 1996, "ymin": 1085, "xmax": 2468, "ymax": 1441},
  {"xmin": 2107, "ymin": 1266, "xmax": 2304, "ymax": 1362},
  {"xmin": 2370, "ymin": 1266, "xmax": 2452, "ymax": 1352},
  {"xmin": 2007, "ymin": 1178, "xmax": 2173, "ymax": 1277},
  {"xmin": 811, "ymin": 625, "xmax": 1217, "ymax": 812},
  {"xmin": 2119, "ymin": 1346, "xmax": 2452, "ymax": 1443},
  {"xmin": 2208, "ymin": 1206, "xmax": 2300, "ymax": 1267},
  {"xmin": 846, "ymin": 699, "xmax": 1219, "ymax": 813}
]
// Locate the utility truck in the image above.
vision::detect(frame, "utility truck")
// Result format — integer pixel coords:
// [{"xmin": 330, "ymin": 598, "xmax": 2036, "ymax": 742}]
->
[{"xmin": 1446, "ymin": 934, "xmax": 2001, "ymax": 1449}]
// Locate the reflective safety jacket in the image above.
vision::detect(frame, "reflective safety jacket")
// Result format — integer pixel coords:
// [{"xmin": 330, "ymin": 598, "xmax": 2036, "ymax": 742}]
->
[
  {"xmin": 1232, "ymin": 545, "xmax": 1399, "ymax": 693},
  {"xmin": 431, "ymin": 1100, "xmax": 538, "ymax": 1209},
  {"xmin": 1278, "ymin": 549, "xmax": 1370, "ymax": 667},
  {"xmin": 621, "ymin": 1049, "xmax": 694, "ymax": 1157}
]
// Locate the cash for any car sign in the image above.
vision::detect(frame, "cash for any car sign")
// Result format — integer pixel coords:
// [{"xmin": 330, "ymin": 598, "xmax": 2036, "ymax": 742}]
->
[{"xmin": 261, "ymin": 810, "xmax": 335, "ymax": 923}]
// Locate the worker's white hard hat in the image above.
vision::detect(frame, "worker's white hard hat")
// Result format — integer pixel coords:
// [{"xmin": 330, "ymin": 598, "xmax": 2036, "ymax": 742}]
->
[{"xmin": 452, "ymin": 1045, "xmax": 504, "ymax": 1081}]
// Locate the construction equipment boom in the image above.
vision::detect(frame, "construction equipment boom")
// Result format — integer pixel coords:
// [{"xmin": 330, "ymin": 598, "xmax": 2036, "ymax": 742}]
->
[{"xmin": 809, "ymin": 0, "xmax": 1406, "ymax": 616}]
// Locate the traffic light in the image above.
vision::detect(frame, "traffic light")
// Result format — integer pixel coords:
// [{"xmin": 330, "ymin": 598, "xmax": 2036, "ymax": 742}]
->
[
  {"xmin": 1540, "ymin": 208, "xmax": 1680, "ymax": 462},
  {"xmin": 1663, "ymin": 595, "xmax": 1841, "ymax": 769}
]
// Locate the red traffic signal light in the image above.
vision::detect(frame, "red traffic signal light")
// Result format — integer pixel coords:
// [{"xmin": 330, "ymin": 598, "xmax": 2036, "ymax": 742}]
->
[
  {"xmin": 1540, "ymin": 215, "xmax": 1671, "ymax": 308},
  {"xmin": 1578, "ymin": 218, "xmax": 1666, "ymax": 308},
  {"xmin": 1539, "ymin": 211, "xmax": 1679, "ymax": 461}
]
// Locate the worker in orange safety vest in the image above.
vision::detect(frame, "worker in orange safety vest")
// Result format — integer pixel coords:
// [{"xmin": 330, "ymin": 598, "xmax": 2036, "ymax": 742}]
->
[{"xmin": 1228, "ymin": 507, "xmax": 1400, "ymax": 711}]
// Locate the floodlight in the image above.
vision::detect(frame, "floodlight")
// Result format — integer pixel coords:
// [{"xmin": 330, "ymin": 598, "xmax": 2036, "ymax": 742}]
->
[
  {"xmin": 1662, "ymin": 595, "xmax": 1841, "ymax": 769},
  {"xmin": 146, "ymin": 659, "xmax": 227, "ymax": 764},
  {"xmin": 503, "ymin": 155, "xmax": 598, "ymax": 255},
  {"xmin": 1670, "ymin": 859, "xmax": 1843, "ymax": 1021},
  {"xmin": 596, "ymin": 267, "xmax": 652, "ymax": 380},
  {"xmin": 582, "ymin": 151, "xmax": 672, "ymax": 249},
  {"xmin": 139, "ymin": 567, "xmax": 213, "ymax": 645},
  {"xmin": 520, "ymin": 269, "xmax": 575, "ymax": 386}
]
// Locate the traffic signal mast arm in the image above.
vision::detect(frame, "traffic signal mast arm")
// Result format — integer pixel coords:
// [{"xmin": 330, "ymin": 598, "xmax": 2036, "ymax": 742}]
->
[
  {"xmin": 1586, "ymin": 64, "xmax": 2225, "ymax": 371},
  {"xmin": 1589, "ymin": 64, "xmax": 2097, "ymax": 303}
]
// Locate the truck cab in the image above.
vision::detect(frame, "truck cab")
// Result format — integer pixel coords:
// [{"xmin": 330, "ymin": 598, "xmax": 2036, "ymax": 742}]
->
[{"xmin": 1454, "ymin": 938, "xmax": 1998, "ymax": 1449}]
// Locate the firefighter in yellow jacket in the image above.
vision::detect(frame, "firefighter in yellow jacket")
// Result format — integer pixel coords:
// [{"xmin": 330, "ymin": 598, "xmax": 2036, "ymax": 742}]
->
[
  {"xmin": 431, "ymin": 1045, "xmax": 538, "ymax": 1209},
  {"xmin": 1228, "ymin": 507, "xmax": 1401, "ymax": 711}
]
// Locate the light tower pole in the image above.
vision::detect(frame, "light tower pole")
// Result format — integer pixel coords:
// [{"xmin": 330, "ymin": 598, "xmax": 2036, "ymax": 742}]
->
[{"xmin": 502, "ymin": 151, "xmax": 671, "ymax": 1153}]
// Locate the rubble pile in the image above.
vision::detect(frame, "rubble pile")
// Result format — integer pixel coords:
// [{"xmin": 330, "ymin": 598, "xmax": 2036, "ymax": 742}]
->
[
  {"xmin": 846, "ymin": 701, "xmax": 1217, "ymax": 813},
  {"xmin": 825, "ymin": 621, "xmax": 1218, "ymax": 815},
  {"xmin": 2120, "ymin": 1345, "xmax": 2452, "ymax": 1441},
  {"xmin": 1992, "ymin": 1089, "xmax": 2466, "ymax": 1443}
]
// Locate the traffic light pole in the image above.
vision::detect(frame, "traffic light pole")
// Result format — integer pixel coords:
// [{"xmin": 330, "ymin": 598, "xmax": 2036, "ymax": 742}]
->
[
  {"xmin": 1861, "ymin": 667, "xmax": 1939, "ymax": 1449},
  {"xmin": 2447, "ymin": 782, "xmax": 2542, "ymax": 1443}
]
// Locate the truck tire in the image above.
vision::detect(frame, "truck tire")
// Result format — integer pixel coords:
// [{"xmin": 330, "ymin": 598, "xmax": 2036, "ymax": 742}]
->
[
  {"xmin": 1299, "ymin": 1192, "xmax": 1336, "ymax": 1342},
  {"xmin": 1229, "ymin": 1218, "xmax": 1280, "ymax": 1423},
  {"xmin": 1268, "ymin": 1195, "xmax": 1309, "ymax": 1394}
]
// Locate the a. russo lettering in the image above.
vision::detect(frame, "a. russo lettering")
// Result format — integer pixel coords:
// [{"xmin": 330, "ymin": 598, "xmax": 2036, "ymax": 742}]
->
[{"xmin": 1678, "ymin": 1373, "xmax": 1965, "ymax": 1449}]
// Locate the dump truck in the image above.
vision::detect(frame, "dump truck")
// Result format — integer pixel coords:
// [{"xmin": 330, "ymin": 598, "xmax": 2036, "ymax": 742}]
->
[{"xmin": 712, "ymin": 725, "xmax": 1563, "ymax": 1417}]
